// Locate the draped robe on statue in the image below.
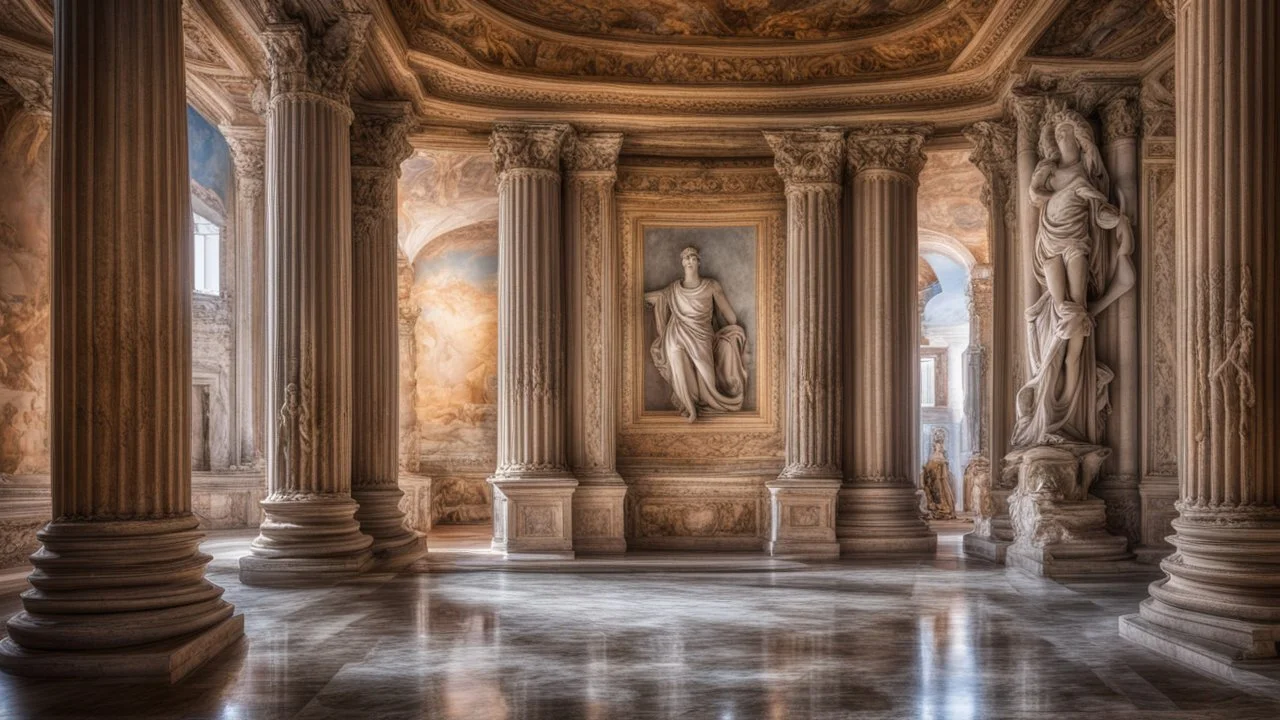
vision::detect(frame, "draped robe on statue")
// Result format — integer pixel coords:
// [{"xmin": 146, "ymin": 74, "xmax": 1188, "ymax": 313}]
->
[{"xmin": 648, "ymin": 278, "xmax": 747, "ymax": 421}]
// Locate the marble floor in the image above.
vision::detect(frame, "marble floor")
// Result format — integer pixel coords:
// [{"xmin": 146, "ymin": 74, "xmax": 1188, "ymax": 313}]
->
[{"xmin": 1, "ymin": 527, "xmax": 1279, "ymax": 719}]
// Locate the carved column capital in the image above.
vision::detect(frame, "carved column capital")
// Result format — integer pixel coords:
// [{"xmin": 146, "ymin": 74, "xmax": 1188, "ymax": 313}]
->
[
  {"xmin": 563, "ymin": 131, "xmax": 623, "ymax": 178},
  {"xmin": 1101, "ymin": 94, "xmax": 1142, "ymax": 143},
  {"xmin": 261, "ymin": 7, "xmax": 371, "ymax": 119},
  {"xmin": 351, "ymin": 103, "xmax": 415, "ymax": 172},
  {"xmin": 846, "ymin": 125, "xmax": 931, "ymax": 178},
  {"xmin": 489, "ymin": 123, "xmax": 572, "ymax": 179},
  {"xmin": 223, "ymin": 127, "xmax": 266, "ymax": 201},
  {"xmin": 963, "ymin": 120, "xmax": 1016, "ymax": 211},
  {"xmin": 0, "ymin": 50, "xmax": 52, "ymax": 119},
  {"xmin": 764, "ymin": 128, "xmax": 846, "ymax": 189},
  {"xmin": 1010, "ymin": 93, "xmax": 1046, "ymax": 135}
]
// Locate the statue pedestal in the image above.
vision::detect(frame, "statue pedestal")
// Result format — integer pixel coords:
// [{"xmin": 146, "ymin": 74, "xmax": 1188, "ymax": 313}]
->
[
  {"xmin": 572, "ymin": 475, "xmax": 628, "ymax": 555},
  {"xmin": 490, "ymin": 477, "xmax": 577, "ymax": 560},
  {"xmin": 1005, "ymin": 444, "xmax": 1135, "ymax": 578},
  {"xmin": 963, "ymin": 457, "xmax": 1014, "ymax": 563},
  {"xmin": 766, "ymin": 477, "xmax": 841, "ymax": 559}
]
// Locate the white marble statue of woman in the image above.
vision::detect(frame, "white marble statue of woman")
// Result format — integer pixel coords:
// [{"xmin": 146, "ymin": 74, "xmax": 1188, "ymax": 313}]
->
[
  {"xmin": 645, "ymin": 246, "xmax": 748, "ymax": 422},
  {"xmin": 1011, "ymin": 105, "xmax": 1136, "ymax": 448}
]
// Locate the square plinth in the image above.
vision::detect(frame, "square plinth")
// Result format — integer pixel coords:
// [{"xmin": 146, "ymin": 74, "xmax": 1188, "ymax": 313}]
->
[
  {"xmin": 766, "ymin": 478, "xmax": 841, "ymax": 559},
  {"xmin": 0, "ymin": 614, "xmax": 244, "ymax": 683},
  {"xmin": 490, "ymin": 477, "xmax": 578, "ymax": 559}
]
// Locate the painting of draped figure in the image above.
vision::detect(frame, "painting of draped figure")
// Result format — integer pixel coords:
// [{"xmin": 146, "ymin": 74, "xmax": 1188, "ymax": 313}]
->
[{"xmin": 642, "ymin": 225, "xmax": 758, "ymax": 419}]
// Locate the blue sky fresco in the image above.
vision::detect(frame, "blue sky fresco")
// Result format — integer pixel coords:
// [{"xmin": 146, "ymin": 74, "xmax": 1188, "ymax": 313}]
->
[
  {"xmin": 922, "ymin": 252, "xmax": 970, "ymax": 328},
  {"xmin": 187, "ymin": 106, "xmax": 231, "ymax": 203}
]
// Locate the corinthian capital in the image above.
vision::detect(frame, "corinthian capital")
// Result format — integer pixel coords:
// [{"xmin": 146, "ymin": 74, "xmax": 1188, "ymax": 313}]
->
[
  {"xmin": 351, "ymin": 102, "xmax": 414, "ymax": 173},
  {"xmin": 489, "ymin": 123, "xmax": 572, "ymax": 178},
  {"xmin": 763, "ymin": 128, "xmax": 846, "ymax": 187},
  {"xmin": 262, "ymin": 6, "xmax": 371, "ymax": 111},
  {"xmin": 1101, "ymin": 94, "xmax": 1141, "ymax": 143},
  {"xmin": 563, "ymin": 132, "xmax": 623, "ymax": 175},
  {"xmin": 222, "ymin": 127, "xmax": 265, "ymax": 182},
  {"xmin": 846, "ymin": 125, "xmax": 931, "ymax": 178},
  {"xmin": 963, "ymin": 121, "xmax": 1016, "ymax": 184}
]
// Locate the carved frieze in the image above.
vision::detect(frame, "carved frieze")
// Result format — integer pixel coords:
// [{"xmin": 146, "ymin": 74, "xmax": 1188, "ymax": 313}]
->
[{"xmin": 846, "ymin": 125, "xmax": 932, "ymax": 177}]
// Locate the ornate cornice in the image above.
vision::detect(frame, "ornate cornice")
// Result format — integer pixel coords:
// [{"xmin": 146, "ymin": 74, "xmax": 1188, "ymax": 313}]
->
[
  {"xmin": 563, "ymin": 132, "xmax": 623, "ymax": 175},
  {"xmin": 351, "ymin": 103, "xmax": 415, "ymax": 172},
  {"xmin": 262, "ymin": 7, "xmax": 372, "ymax": 115},
  {"xmin": 846, "ymin": 125, "xmax": 932, "ymax": 177},
  {"xmin": 489, "ymin": 122, "xmax": 572, "ymax": 177},
  {"xmin": 763, "ymin": 128, "xmax": 846, "ymax": 188}
]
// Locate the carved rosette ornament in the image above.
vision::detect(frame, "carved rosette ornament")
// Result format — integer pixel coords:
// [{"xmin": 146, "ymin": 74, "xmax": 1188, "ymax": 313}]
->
[
  {"xmin": 0, "ymin": 0, "xmax": 242, "ymax": 681},
  {"xmin": 488, "ymin": 123, "xmax": 579, "ymax": 558},
  {"xmin": 349, "ymin": 103, "xmax": 424, "ymax": 569},
  {"xmin": 838, "ymin": 124, "xmax": 936, "ymax": 555},
  {"xmin": 240, "ymin": 2, "xmax": 376, "ymax": 586},
  {"xmin": 1122, "ymin": 0, "xmax": 1280, "ymax": 675}
]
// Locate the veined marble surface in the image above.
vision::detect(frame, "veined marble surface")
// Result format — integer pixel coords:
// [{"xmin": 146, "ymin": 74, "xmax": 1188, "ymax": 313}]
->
[{"xmin": 1, "ymin": 528, "xmax": 1278, "ymax": 719}]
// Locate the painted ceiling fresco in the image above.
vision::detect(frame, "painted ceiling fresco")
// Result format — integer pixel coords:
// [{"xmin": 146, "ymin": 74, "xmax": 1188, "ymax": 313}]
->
[
  {"xmin": 482, "ymin": 0, "xmax": 945, "ymax": 40},
  {"xmin": 917, "ymin": 148, "xmax": 989, "ymax": 265}
]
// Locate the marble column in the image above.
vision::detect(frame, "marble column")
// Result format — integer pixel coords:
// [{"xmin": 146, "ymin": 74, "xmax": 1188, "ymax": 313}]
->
[
  {"xmin": 564, "ymin": 132, "xmax": 627, "ymax": 554},
  {"xmin": 223, "ymin": 127, "xmax": 267, "ymax": 468},
  {"xmin": 1121, "ymin": 0, "xmax": 1280, "ymax": 682},
  {"xmin": 1093, "ymin": 91, "xmax": 1143, "ymax": 548},
  {"xmin": 0, "ymin": 0, "xmax": 242, "ymax": 681},
  {"xmin": 489, "ymin": 123, "xmax": 578, "ymax": 559},
  {"xmin": 838, "ymin": 126, "xmax": 937, "ymax": 555},
  {"xmin": 239, "ymin": 10, "xmax": 375, "ymax": 586},
  {"xmin": 961, "ymin": 120, "xmax": 1018, "ymax": 563},
  {"xmin": 763, "ymin": 129, "xmax": 845, "ymax": 558},
  {"xmin": 349, "ymin": 102, "xmax": 426, "ymax": 570}
]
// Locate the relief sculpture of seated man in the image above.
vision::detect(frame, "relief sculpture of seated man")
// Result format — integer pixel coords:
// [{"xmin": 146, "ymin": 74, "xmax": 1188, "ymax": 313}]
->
[{"xmin": 645, "ymin": 245, "xmax": 748, "ymax": 422}]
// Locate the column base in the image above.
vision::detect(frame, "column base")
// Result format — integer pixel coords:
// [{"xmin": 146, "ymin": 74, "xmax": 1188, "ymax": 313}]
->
[
  {"xmin": 766, "ymin": 475, "xmax": 840, "ymax": 559},
  {"xmin": 352, "ymin": 484, "xmax": 428, "ymax": 572},
  {"xmin": 1005, "ymin": 444, "xmax": 1135, "ymax": 578},
  {"xmin": 962, "ymin": 532, "xmax": 1011, "ymax": 563},
  {"xmin": 837, "ymin": 481, "xmax": 937, "ymax": 555},
  {"xmin": 1121, "ymin": 600, "xmax": 1280, "ymax": 698},
  {"xmin": 490, "ymin": 476, "xmax": 578, "ymax": 560},
  {"xmin": 572, "ymin": 475, "xmax": 627, "ymax": 555},
  {"xmin": 239, "ymin": 493, "xmax": 374, "ymax": 587},
  {"xmin": 0, "ymin": 614, "xmax": 244, "ymax": 683}
]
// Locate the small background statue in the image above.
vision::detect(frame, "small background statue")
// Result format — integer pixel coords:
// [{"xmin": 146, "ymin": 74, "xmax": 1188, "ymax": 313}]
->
[
  {"xmin": 921, "ymin": 427, "xmax": 957, "ymax": 520},
  {"xmin": 645, "ymin": 245, "xmax": 748, "ymax": 422},
  {"xmin": 1011, "ymin": 103, "xmax": 1135, "ymax": 450}
]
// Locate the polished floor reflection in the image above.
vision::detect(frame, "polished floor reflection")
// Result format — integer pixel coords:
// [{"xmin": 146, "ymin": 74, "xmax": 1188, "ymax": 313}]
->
[{"xmin": 2, "ymin": 528, "xmax": 1279, "ymax": 719}]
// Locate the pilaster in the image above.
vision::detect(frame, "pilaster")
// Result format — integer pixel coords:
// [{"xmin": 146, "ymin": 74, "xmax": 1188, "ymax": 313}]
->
[
  {"xmin": 0, "ymin": 0, "xmax": 242, "ymax": 681},
  {"xmin": 838, "ymin": 125, "xmax": 937, "ymax": 555},
  {"xmin": 564, "ymin": 132, "xmax": 627, "ymax": 554},
  {"xmin": 1121, "ymin": 0, "xmax": 1280, "ymax": 686},
  {"xmin": 349, "ymin": 102, "xmax": 426, "ymax": 571},
  {"xmin": 763, "ymin": 128, "xmax": 845, "ymax": 558},
  {"xmin": 488, "ymin": 123, "xmax": 578, "ymax": 559},
  {"xmin": 239, "ymin": 7, "xmax": 375, "ymax": 586}
]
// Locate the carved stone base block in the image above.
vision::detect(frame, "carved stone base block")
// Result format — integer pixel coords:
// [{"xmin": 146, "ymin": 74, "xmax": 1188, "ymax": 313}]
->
[
  {"xmin": 766, "ymin": 478, "xmax": 840, "ymax": 559},
  {"xmin": 963, "ymin": 486, "xmax": 1014, "ymax": 563},
  {"xmin": 0, "ymin": 615, "xmax": 244, "ymax": 683},
  {"xmin": 837, "ymin": 482, "xmax": 937, "ymax": 554},
  {"xmin": 1005, "ymin": 445, "xmax": 1135, "ymax": 577},
  {"xmin": 490, "ymin": 478, "xmax": 577, "ymax": 559},
  {"xmin": 239, "ymin": 495, "xmax": 373, "ymax": 587},
  {"xmin": 1120, "ymin": 603, "xmax": 1280, "ymax": 697},
  {"xmin": 353, "ymin": 486, "xmax": 427, "ymax": 572},
  {"xmin": 1135, "ymin": 477, "xmax": 1178, "ymax": 565},
  {"xmin": 397, "ymin": 473, "xmax": 434, "ymax": 534},
  {"xmin": 572, "ymin": 478, "xmax": 627, "ymax": 554}
]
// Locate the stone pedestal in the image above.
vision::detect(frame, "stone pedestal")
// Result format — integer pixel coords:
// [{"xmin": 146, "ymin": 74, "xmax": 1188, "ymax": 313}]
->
[
  {"xmin": 838, "ymin": 126, "xmax": 937, "ymax": 555},
  {"xmin": 239, "ymin": 10, "xmax": 375, "ymax": 586},
  {"xmin": 0, "ymin": 0, "xmax": 241, "ymax": 681},
  {"xmin": 1120, "ymin": 0, "xmax": 1280, "ymax": 689},
  {"xmin": 763, "ymin": 128, "xmax": 846, "ymax": 558},
  {"xmin": 564, "ymin": 132, "xmax": 627, "ymax": 555},
  {"xmin": 1006, "ymin": 444, "xmax": 1134, "ymax": 577},
  {"xmin": 349, "ymin": 103, "xmax": 426, "ymax": 572},
  {"xmin": 489, "ymin": 124, "xmax": 578, "ymax": 559},
  {"xmin": 962, "ymin": 457, "xmax": 1014, "ymax": 563}
]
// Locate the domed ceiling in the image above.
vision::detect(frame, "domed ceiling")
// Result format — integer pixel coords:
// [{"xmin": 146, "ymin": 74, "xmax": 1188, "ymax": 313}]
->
[{"xmin": 480, "ymin": 0, "xmax": 947, "ymax": 41}]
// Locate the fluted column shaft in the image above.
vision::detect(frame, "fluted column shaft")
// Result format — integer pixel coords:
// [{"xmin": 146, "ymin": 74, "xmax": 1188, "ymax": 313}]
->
[
  {"xmin": 240, "ymin": 10, "xmax": 375, "ymax": 586},
  {"xmin": 489, "ymin": 123, "xmax": 577, "ymax": 557},
  {"xmin": 224, "ymin": 128, "xmax": 267, "ymax": 467},
  {"xmin": 1122, "ymin": 0, "xmax": 1280, "ymax": 670},
  {"xmin": 838, "ymin": 126, "xmax": 937, "ymax": 554},
  {"xmin": 349, "ymin": 103, "xmax": 424, "ymax": 568},
  {"xmin": 0, "ymin": 0, "xmax": 241, "ymax": 680}
]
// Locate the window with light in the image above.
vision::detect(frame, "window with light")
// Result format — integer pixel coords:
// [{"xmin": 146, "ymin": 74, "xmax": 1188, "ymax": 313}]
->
[
  {"xmin": 920, "ymin": 357, "xmax": 936, "ymax": 407},
  {"xmin": 193, "ymin": 212, "xmax": 220, "ymax": 295}
]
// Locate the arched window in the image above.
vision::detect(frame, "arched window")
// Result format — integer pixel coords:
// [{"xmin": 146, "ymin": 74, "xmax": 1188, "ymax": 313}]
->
[{"xmin": 193, "ymin": 211, "xmax": 220, "ymax": 294}]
